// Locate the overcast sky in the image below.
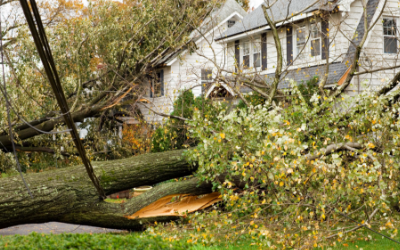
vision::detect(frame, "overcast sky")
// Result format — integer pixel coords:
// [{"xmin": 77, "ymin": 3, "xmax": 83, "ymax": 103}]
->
[{"xmin": 249, "ymin": 0, "xmax": 264, "ymax": 9}]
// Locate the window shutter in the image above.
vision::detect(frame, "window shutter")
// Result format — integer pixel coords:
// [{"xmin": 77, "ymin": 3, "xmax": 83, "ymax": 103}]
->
[
  {"xmin": 235, "ymin": 40, "xmax": 240, "ymax": 72},
  {"xmin": 261, "ymin": 32, "xmax": 267, "ymax": 70},
  {"xmin": 286, "ymin": 26, "xmax": 293, "ymax": 66},
  {"xmin": 160, "ymin": 70, "xmax": 164, "ymax": 96},
  {"xmin": 322, "ymin": 19, "xmax": 329, "ymax": 60}
]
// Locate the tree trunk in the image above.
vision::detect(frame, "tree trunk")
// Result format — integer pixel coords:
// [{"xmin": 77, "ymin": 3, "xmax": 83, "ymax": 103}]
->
[{"xmin": 0, "ymin": 149, "xmax": 211, "ymax": 230}]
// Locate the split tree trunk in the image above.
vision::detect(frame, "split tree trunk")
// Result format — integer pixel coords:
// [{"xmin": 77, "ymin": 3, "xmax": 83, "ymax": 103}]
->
[{"xmin": 0, "ymin": 149, "xmax": 211, "ymax": 230}]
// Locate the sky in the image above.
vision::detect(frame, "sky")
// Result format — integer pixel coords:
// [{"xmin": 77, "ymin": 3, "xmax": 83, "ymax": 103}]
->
[{"xmin": 249, "ymin": 0, "xmax": 264, "ymax": 9}]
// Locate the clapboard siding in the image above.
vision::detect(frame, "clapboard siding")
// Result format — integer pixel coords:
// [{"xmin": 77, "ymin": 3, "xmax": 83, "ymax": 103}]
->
[{"xmin": 139, "ymin": 27, "xmax": 229, "ymax": 124}]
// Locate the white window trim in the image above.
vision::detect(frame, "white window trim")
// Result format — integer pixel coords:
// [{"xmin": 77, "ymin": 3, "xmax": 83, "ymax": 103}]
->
[
  {"xmin": 241, "ymin": 38, "xmax": 262, "ymax": 71},
  {"xmin": 293, "ymin": 19, "xmax": 322, "ymax": 63},
  {"xmin": 383, "ymin": 16, "xmax": 398, "ymax": 55}
]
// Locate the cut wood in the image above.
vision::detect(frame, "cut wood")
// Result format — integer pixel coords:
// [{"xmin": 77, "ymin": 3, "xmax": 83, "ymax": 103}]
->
[{"xmin": 126, "ymin": 192, "xmax": 222, "ymax": 219}]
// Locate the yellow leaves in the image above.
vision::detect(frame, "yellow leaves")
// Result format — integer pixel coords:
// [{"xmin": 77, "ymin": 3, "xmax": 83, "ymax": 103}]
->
[
  {"xmin": 220, "ymin": 133, "xmax": 225, "ymax": 139},
  {"xmin": 279, "ymin": 182, "xmax": 284, "ymax": 187},
  {"xmin": 367, "ymin": 142, "xmax": 375, "ymax": 149}
]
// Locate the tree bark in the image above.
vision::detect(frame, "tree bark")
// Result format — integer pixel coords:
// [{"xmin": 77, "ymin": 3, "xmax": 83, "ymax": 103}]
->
[
  {"xmin": 0, "ymin": 105, "xmax": 103, "ymax": 149},
  {"xmin": 0, "ymin": 149, "xmax": 211, "ymax": 230}
]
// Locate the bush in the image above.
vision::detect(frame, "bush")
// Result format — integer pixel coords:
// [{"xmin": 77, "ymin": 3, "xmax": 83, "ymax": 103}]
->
[
  {"xmin": 181, "ymin": 79, "xmax": 400, "ymax": 248},
  {"xmin": 122, "ymin": 123, "xmax": 153, "ymax": 155},
  {"xmin": 151, "ymin": 90, "xmax": 214, "ymax": 152}
]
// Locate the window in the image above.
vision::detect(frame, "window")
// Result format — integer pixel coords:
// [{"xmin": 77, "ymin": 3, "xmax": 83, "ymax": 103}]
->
[
  {"xmin": 310, "ymin": 22, "xmax": 321, "ymax": 56},
  {"xmin": 242, "ymin": 42, "xmax": 250, "ymax": 68},
  {"xmin": 253, "ymin": 39, "xmax": 261, "ymax": 68},
  {"xmin": 296, "ymin": 25, "xmax": 307, "ymax": 59},
  {"xmin": 240, "ymin": 40, "xmax": 262, "ymax": 69},
  {"xmin": 294, "ymin": 21, "xmax": 322, "ymax": 59},
  {"xmin": 383, "ymin": 17, "xmax": 397, "ymax": 54},
  {"xmin": 201, "ymin": 69, "xmax": 213, "ymax": 94},
  {"xmin": 228, "ymin": 20, "xmax": 236, "ymax": 28},
  {"xmin": 150, "ymin": 71, "xmax": 164, "ymax": 97}
]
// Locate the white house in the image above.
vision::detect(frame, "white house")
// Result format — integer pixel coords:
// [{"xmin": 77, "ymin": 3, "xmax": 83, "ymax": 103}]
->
[
  {"xmin": 215, "ymin": 0, "xmax": 400, "ymax": 95},
  {"xmin": 139, "ymin": 0, "xmax": 400, "ymax": 124},
  {"xmin": 138, "ymin": 0, "xmax": 247, "ymax": 124}
]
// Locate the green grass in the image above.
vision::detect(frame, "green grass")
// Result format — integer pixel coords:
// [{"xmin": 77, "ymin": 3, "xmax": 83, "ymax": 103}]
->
[
  {"xmin": 2, "ymin": 230, "xmax": 399, "ymax": 250},
  {"xmin": 190, "ymin": 243, "xmax": 259, "ymax": 250},
  {"xmin": 330, "ymin": 230, "xmax": 400, "ymax": 250},
  {"xmin": 0, "ymin": 232, "xmax": 189, "ymax": 250}
]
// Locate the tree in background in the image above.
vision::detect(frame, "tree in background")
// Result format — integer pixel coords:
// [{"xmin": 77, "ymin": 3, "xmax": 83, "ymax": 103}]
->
[{"xmin": 0, "ymin": 0, "xmax": 217, "ymax": 171}]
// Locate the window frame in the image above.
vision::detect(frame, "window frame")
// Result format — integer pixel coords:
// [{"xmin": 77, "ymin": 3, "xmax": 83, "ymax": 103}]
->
[
  {"xmin": 252, "ymin": 39, "xmax": 261, "ymax": 68},
  {"xmin": 150, "ymin": 71, "xmax": 164, "ymax": 98},
  {"xmin": 228, "ymin": 20, "xmax": 236, "ymax": 28},
  {"xmin": 293, "ymin": 19, "xmax": 322, "ymax": 61},
  {"xmin": 241, "ymin": 38, "xmax": 262, "ymax": 70},
  {"xmin": 201, "ymin": 68, "xmax": 213, "ymax": 94},
  {"xmin": 242, "ymin": 41, "xmax": 250, "ymax": 68},
  {"xmin": 383, "ymin": 16, "xmax": 398, "ymax": 54},
  {"xmin": 310, "ymin": 22, "xmax": 322, "ymax": 57},
  {"xmin": 295, "ymin": 24, "xmax": 307, "ymax": 60}
]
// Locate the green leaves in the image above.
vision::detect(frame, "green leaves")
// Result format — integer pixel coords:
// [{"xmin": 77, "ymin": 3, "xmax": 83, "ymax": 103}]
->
[{"xmin": 183, "ymin": 78, "xmax": 400, "ymax": 246}]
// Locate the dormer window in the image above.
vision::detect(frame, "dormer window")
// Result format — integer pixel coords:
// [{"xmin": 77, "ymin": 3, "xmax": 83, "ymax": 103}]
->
[{"xmin": 228, "ymin": 20, "xmax": 236, "ymax": 28}]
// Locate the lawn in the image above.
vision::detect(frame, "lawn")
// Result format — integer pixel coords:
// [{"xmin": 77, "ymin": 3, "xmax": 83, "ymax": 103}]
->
[
  {"xmin": 1, "ymin": 229, "xmax": 399, "ymax": 249},
  {"xmin": 327, "ymin": 230, "xmax": 400, "ymax": 250}
]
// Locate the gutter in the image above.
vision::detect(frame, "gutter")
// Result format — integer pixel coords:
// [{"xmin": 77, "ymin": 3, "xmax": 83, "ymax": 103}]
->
[{"xmin": 216, "ymin": 5, "xmax": 340, "ymax": 43}]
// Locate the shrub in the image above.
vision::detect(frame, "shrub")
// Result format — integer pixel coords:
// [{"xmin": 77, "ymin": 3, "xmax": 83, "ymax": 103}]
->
[
  {"xmin": 151, "ymin": 90, "xmax": 214, "ymax": 152},
  {"xmin": 181, "ymin": 79, "xmax": 400, "ymax": 248}
]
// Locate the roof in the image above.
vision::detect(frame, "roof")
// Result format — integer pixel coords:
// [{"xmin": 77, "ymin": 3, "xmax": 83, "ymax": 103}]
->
[
  {"xmin": 273, "ymin": 62, "xmax": 349, "ymax": 89},
  {"xmin": 154, "ymin": 0, "xmax": 247, "ymax": 66},
  {"xmin": 217, "ymin": 0, "xmax": 338, "ymax": 40}
]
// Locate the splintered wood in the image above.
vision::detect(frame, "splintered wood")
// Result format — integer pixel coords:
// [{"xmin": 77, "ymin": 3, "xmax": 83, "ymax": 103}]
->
[{"xmin": 126, "ymin": 192, "xmax": 222, "ymax": 219}]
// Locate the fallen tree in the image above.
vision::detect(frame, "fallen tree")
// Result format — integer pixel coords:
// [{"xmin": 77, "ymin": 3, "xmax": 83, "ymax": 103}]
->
[{"xmin": 0, "ymin": 149, "xmax": 211, "ymax": 230}]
